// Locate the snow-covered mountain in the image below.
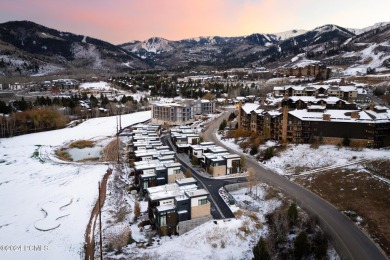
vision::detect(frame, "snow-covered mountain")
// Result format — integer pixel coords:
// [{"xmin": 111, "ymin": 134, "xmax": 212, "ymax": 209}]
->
[
  {"xmin": 348, "ymin": 22, "xmax": 390, "ymax": 36},
  {"xmin": 1, "ymin": 20, "xmax": 389, "ymax": 75},
  {"xmin": 273, "ymin": 29, "xmax": 307, "ymax": 41},
  {"xmin": 0, "ymin": 21, "xmax": 149, "ymax": 76}
]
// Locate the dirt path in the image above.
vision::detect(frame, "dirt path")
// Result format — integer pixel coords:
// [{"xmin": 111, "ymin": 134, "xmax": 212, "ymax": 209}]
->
[{"xmin": 84, "ymin": 168, "xmax": 112, "ymax": 260}]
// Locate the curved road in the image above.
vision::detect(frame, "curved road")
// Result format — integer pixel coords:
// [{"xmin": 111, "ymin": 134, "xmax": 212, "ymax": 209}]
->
[{"xmin": 203, "ymin": 111, "xmax": 387, "ymax": 260}]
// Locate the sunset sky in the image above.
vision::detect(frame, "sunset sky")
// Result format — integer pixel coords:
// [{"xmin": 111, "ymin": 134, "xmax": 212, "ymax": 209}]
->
[{"xmin": 0, "ymin": 0, "xmax": 389, "ymax": 44}]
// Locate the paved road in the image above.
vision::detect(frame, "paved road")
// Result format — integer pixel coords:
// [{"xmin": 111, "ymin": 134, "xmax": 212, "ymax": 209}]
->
[
  {"xmin": 161, "ymin": 135, "xmax": 246, "ymax": 219},
  {"xmin": 203, "ymin": 111, "xmax": 388, "ymax": 260}
]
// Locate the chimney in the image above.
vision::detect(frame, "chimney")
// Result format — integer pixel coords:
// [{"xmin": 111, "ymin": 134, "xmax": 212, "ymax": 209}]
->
[
  {"xmin": 323, "ymin": 114, "xmax": 331, "ymax": 121},
  {"xmin": 351, "ymin": 111, "xmax": 360, "ymax": 119}
]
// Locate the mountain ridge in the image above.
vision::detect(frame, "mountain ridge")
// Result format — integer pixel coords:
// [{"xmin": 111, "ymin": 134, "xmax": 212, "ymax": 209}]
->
[{"xmin": 1, "ymin": 20, "xmax": 389, "ymax": 76}]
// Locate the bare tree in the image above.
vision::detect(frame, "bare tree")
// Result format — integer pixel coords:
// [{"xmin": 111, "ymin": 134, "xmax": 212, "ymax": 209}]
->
[{"xmin": 246, "ymin": 167, "xmax": 256, "ymax": 194}]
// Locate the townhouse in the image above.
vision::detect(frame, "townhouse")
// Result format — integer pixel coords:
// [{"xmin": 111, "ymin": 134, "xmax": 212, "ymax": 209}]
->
[
  {"xmin": 146, "ymin": 178, "xmax": 211, "ymax": 236},
  {"xmin": 188, "ymin": 141, "xmax": 242, "ymax": 177},
  {"xmin": 170, "ymin": 126, "xmax": 200, "ymax": 153}
]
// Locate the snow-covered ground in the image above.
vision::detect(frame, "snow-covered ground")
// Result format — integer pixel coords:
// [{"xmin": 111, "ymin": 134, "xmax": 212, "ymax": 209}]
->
[
  {"xmin": 113, "ymin": 183, "xmax": 282, "ymax": 260},
  {"xmin": 216, "ymin": 133, "xmax": 390, "ymax": 176},
  {"xmin": 79, "ymin": 81, "xmax": 113, "ymax": 91},
  {"xmin": 342, "ymin": 43, "xmax": 390, "ymax": 76},
  {"xmin": 265, "ymin": 144, "xmax": 390, "ymax": 175},
  {"xmin": 0, "ymin": 111, "xmax": 151, "ymax": 260}
]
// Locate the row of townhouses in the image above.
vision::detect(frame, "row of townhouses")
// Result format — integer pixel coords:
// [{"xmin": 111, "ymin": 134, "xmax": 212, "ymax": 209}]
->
[
  {"xmin": 273, "ymin": 84, "xmax": 360, "ymax": 102},
  {"xmin": 151, "ymin": 99, "xmax": 216, "ymax": 126},
  {"xmin": 239, "ymin": 88, "xmax": 390, "ymax": 148},
  {"xmin": 170, "ymin": 126, "xmax": 243, "ymax": 177},
  {"xmin": 127, "ymin": 123, "xmax": 212, "ymax": 236}
]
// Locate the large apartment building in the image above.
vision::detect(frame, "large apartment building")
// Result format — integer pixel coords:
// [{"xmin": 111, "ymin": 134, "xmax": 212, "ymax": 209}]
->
[
  {"xmin": 152, "ymin": 102, "xmax": 194, "ymax": 126},
  {"xmin": 239, "ymin": 96, "xmax": 390, "ymax": 148},
  {"xmin": 275, "ymin": 63, "xmax": 331, "ymax": 80},
  {"xmin": 151, "ymin": 99, "xmax": 216, "ymax": 126}
]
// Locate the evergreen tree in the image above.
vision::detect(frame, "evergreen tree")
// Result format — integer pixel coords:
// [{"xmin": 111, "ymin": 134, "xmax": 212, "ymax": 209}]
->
[
  {"xmin": 287, "ymin": 203, "xmax": 299, "ymax": 227},
  {"xmin": 294, "ymin": 231, "xmax": 310, "ymax": 258},
  {"xmin": 253, "ymin": 237, "xmax": 270, "ymax": 260}
]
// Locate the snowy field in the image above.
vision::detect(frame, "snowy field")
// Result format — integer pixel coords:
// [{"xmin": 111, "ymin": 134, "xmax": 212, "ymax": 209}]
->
[
  {"xmin": 216, "ymin": 134, "xmax": 390, "ymax": 176},
  {"xmin": 79, "ymin": 81, "xmax": 112, "ymax": 91},
  {"xmin": 0, "ymin": 111, "xmax": 151, "ymax": 260}
]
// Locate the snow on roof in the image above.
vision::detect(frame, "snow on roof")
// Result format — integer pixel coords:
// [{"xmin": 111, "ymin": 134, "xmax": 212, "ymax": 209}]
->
[
  {"xmin": 289, "ymin": 96, "xmax": 344, "ymax": 104},
  {"xmin": 375, "ymin": 105, "xmax": 388, "ymax": 111},
  {"xmin": 365, "ymin": 109, "xmax": 390, "ymax": 121},
  {"xmin": 241, "ymin": 103, "xmax": 260, "ymax": 114},
  {"xmin": 308, "ymin": 105, "xmax": 326, "ymax": 110},
  {"xmin": 141, "ymin": 173, "xmax": 156, "ymax": 178},
  {"xmin": 156, "ymin": 205, "xmax": 176, "ymax": 212},
  {"xmin": 266, "ymin": 110, "xmax": 282, "ymax": 117},
  {"xmin": 148, "ymin": 184, "xmax": 198, "ymax": 201},
  {"xmin": 339, "ymin": 86, "xmax": 357, "ymax": 92},
  {"xmin": 223, "ymin": 154, "xmax": 240, "ymax": 159},
  {"xmin": 289, "ymin": 109, "xmax": 390, "ymax": 123},
  {"xmin": 309, "ymin": 84, "xmax": 330, "ymax": 90},
  {"xmin": 79, "ymin": 81, "xmax": 111, "ymax": 90},
  {"xmin": 176, "ymin": 177, "xmax": 197, "ymax": 185},
  {"xmin": 254, "ymin": 109, "xmax": 264, "ymax": 114},
  {"xmin": 185, "ymin": 189, "xmax": 209, "ymax": 197}
]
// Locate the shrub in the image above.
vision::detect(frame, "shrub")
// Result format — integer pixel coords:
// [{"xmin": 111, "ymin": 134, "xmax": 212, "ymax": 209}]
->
[
  {"xmin": 134, "ymin": 200, "xmax": 141, "ymax": 222},
  {"xmin": 191, "ymin": 156, "xmax": 199, "ymax": 166},
  {"xmin": 228, "ymin": 112, "xmax": 236, "ymax": 121},
  {"xmin": 235, "ymin": 209, "xmax": 244, "ymax": 218},
  {"xmin": 250, "ymin": 145, "xmax": 258, "ymax": 155},
  {"xmin": 253, "ymin": 237, "xmax": 271, "ymax": 260},
  {"xmin": 234, "ymin": 128, "xmax": 251, "ymax": 139},
  {"xmin": 240, "ymin": 155, "xmax": 246, "ymax": 169},
  {"xmin": 101, "ymin": 138, "xmax": 120, "ymax": 162},
  {"xmin": 185, "ymin": 169, "xmax": 192, "ymax": 178},
  {"xmin": 238, "ymin": 220, "xmax": 251, "ymax": 235},
  {"xmin": 127, "ymin": 231, "xmax": 135, "ymax": 245},
  {"xmin": 219, "ymin": 119, "xmax": 227, "ymax": 131},
  {"xmin": 55, "ymin": 149, "xmax": 73, "ymax": 161},
  {"xmin": 294, "ymin": 231, "xmax": 309, "ymax": 258},
  {"xmin": 342, "ymin": 136, "xmax": 350, "ymax": 147},
  {"xmin": 106, "ymin": 243, "xmax": 114, "ymax": 252},
  {"xmin": 69, "ymin": 140, "xmax": 95, "ymax": 149},
  {"xmin": 115, "ymin": 246, "xmax": 123, "ymax": 255},
  {"xmin": 287, "ymin": 203, "xmax": 299, "ymax": 227},
  {"xmin": 263, "ymin": 147, "xmax": 274, "ymax": 160}
]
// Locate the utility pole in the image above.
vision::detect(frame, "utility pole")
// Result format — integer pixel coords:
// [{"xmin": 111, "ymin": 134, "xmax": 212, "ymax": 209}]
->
[
  {"xmin": 119, "ymin": 105, "xmax": 122, "ymax": 131},
  {"xmin": 98, "ymin": 182, "xmax": 103, "ymax": 260},
  {"xmin": 116, "ymin": 115, "xmax": 120, "ymax": 164},
  {"xmin": 117, "ymin": 132, "xmax": 120, "ymax": 164}
]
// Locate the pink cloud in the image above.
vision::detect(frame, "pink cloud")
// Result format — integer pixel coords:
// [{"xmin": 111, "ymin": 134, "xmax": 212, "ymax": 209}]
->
[{"xmin": 0, "ymin": 0, "xmax": 389, "ymax": 44}]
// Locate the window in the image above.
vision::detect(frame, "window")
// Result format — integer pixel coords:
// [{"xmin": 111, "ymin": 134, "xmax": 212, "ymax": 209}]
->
[
  {"xmin": 198, "ymin": 198, "xmax": 208, "ymax": 205},
  {"xmin": 173, "ymin": 169, "xmax": 181, "ymax": 174},
  {"xmin": 160, "ymin": 215, "xmax": 166, "ymax": 226}
]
